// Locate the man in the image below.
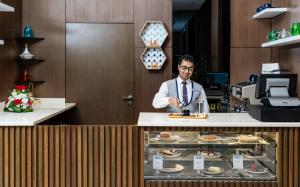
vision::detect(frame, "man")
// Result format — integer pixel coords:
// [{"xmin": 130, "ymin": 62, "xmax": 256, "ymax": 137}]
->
[{"xmin": 152, "ymin": 55, "xmax": 209, "ymax": 113}]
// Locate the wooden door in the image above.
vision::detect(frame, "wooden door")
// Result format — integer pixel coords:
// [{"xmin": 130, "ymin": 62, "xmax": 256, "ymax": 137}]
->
[{"xmin": 66, "ymin": 23, "xmax": 134, "ymax": 124}]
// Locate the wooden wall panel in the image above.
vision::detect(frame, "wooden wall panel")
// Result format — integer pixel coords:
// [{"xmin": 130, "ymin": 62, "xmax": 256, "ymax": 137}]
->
[
  {"xmin": 22, "ymin": 0, "xmax": 65, "ymax": 97},
  {"xmin": 230, "ymin": 0, "xmax": 271, "ymax": 48},
  {"xmin": 0, "ymin": 0, "xmax": 22, "ymax": 101},
  {"xmin": 0, "ymin": 125, "xmax": 138, "ymax": 187},
  {"xmin": 66, "ymin": 0, "xmax": 133, "ymax": 23},
  {"xmin": 134, "ymin": 0, "xmax": 172, "ymax": 48},
  {"xmin": 271, "ymin": 0, "xmax": 300, "ymax": 99},
  {"xmin": 0, "ymin": 126, "xmax": 299, "ymax": 187},
  {"xmin": 66, "ymin": 23, "xmax": 134, "ymax": 124},
  {"xmin": 230, "ymin": 48, "xmax": 271, "ymax": 84},
  {"xmin": 134, "ymin": 48, "xmax": 172, "ymax": 120}
]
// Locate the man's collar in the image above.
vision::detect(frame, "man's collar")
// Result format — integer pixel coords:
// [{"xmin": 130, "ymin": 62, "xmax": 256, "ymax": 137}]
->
[{"xmin": 177, "ymin": 76, "xmax": 191, "ymax": 84}]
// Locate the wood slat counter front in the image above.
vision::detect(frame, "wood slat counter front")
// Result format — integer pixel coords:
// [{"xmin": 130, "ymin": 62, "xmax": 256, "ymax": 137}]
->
[{"xmin": 0, "ymin": 113, "xmax": 299, "ymax": 187}]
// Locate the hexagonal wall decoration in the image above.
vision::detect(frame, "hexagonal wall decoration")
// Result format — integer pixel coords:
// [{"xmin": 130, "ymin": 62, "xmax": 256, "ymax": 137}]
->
[
  {"xmin": 139, "ymin": 21, "xmax": 168, "ymax": 48},
  {"xmin": 140, "ymin": 48, "xmax": 167, "ymax": 70}
]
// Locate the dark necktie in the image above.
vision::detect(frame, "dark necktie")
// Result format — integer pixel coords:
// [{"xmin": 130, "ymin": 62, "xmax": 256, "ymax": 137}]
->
[{"xmin": 182, "ymin": 81, "xmax": 188, "ymax": 105}]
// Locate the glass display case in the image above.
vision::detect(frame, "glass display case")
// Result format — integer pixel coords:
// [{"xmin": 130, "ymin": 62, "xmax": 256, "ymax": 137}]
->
[{"xmin": 144, "ymin": 131, "xmax": 277, "ymax": 181}]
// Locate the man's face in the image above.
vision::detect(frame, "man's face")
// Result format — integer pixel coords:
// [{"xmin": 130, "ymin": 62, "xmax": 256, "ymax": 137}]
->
[{"xmin": 178, "ymin": 60, "xmax": 194, "ymax": 80}]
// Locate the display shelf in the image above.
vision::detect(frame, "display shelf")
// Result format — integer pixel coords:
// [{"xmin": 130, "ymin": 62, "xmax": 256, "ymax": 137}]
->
[
  {"xmin": 261, "ymin": 35, "xmax": 300, "ymax": 47},
  {"xmin": 15, "ymin": 80, "xmax": 45, "ymax": 85},
  {"xmin": 0, "ymin": 39, "xmax": 4, "ymax": 45},
  {"xmin": 16, "ymin": 37, "xmax": 45, "ymax": 44},
  {"xmin": 139, "ymin": 21, "xmax": 168, "ymax": 48},
  {"xmin": 253, "ymin": 8, "xmax": 287, "ymax": 19},
  {"xmin": 17, "ymin": 58, "xmax": 45, "ymax": 64},
  {"xmin": 0, "ymin": 2, "xmax": 14, "ymax": 12},
  {"xmin": 141, "ymin": 48, "xmax": 166, "ymax": 70}
]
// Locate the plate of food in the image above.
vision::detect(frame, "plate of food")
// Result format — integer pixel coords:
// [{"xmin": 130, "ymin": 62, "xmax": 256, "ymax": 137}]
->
[
  {"xmin": 160, "ymin": 164, "xmax": 184, "ymax": 173},
  {"xmin": 160, "ymin": 149, "xmax": 181, "ymax": 158},
  {"xmin": 245, "ymin": 164, "xmax": 268, "ymax": 174},
  {"xmin": 201, "ymin": 166, "xmax": 224, "ymax": 175},
  {"xmin": 199, "ymin": 135, "xmax": 220, "ymax": 142},
  {"xmin": 158, "ymin": 132, "xmax": 180, "ymax": 141},
  {"xmin": 199, "ymin": 151, "xmax": 222, "ymax": 158},
  {"xmin": 243, "ymin": 152, "xmax": 266, "ymax": 159},
  {"xmin": 238, "ymin": 135, "xmax": 259, "ymax": 143},
  {"xmin": 219, "ymin": 137, "xmax": 239, "ymax": 144}
]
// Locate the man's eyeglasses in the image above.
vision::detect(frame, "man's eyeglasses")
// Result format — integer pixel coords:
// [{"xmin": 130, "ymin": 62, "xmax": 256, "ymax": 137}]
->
[{"xmin": 180, "ymin": 66, "xmax": 194, "ymax": 72}]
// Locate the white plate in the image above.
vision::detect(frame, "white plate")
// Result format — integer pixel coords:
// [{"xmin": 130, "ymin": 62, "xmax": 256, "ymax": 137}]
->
[
  {"xmin": 160, "ymin": 150, "xmax": 181, "ymax": 158},
  {"xmin": 200, "ymin": 152, "xmax": 222, "ymax": 159},
  {"xmin": 158, "ymin": 135, "xmax": 180, "ymax": 142},
  {"xmin": 243, "ymin": 153, "xmax": 266, "ymax": 159},
  {"xmin": 201, "ymin": 167, "xmax": 224, "ymax": 175},
  {"xmin": 160, "ymin": 164, "xmax": 184, "ymax": 173},
  {"xmin": 245, "ymin": 168, "xmax": 268, "ymax": 174}
]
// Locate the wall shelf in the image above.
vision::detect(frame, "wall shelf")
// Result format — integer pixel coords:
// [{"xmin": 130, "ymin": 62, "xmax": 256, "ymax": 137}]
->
[
  {"xmin": 253, "ymin": 8, "xmax": 287, "ymax": 19},
  {"xmin": 0, "ymin": 40, "xmax": 4, "ymax": 45},
  {"xmin": 0, "ymin": 2, "xmax": 14, "ymax": 12},
  {"xmin": 17, "ymin": 58, "xmax": 45, "ymax": 64},
  {"xmin": 139, "ymin": 21, "xmax": 168, "ymax": 48},
  {"xmin": 15, "ymin": 80, "xmax": 45, "ymax": 85},
  {"xmin": 16, "ymin": 37, "xmax": 45, "ymax": 45},
  {"xmin": 261, "ymin": 35, "xmax": 300, "ymax": 47}
]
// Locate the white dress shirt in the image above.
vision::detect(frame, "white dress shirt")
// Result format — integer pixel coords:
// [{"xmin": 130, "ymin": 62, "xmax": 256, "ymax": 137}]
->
[{"xmin": 152, "ymin": 77, "xmax": 209, "ymax": 112}]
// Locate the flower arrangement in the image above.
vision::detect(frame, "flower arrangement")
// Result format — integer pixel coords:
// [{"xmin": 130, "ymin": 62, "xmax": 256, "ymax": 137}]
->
[{"xmin": 3, "ymin": 85, "xmax": 34, "ymax": 112}]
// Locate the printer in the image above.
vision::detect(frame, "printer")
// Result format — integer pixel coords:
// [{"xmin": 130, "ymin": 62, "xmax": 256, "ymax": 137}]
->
[{"xmin": 249, "ymin": 74, "xmax": 300, "ymax": 122}]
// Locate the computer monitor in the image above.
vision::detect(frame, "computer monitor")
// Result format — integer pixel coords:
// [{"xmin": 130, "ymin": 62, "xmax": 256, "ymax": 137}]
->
[
  {"xmin": 206, "ymin": 73, "xmax": 229, "ymax": 86},
  {"xmin": 255, "ymin": 74, "xmax": 297, "ymax": 99}
]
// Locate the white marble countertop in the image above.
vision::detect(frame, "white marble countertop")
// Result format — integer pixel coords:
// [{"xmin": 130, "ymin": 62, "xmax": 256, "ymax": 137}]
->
[
  {"xmin": 138, "ymin": 112, "xmax": 300, "ymax": 127},
  {"xmin": 0, "ymin": 98, "xmax": 76, "ymax": 126}
]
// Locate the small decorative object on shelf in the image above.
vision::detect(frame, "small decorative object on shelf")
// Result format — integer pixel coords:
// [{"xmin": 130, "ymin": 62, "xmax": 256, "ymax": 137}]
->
[
  {"xmin": 23, "ymin": 26, "xmax": 33, "ymax": 38},
  {"xmin": 278, "ymin": 28, "xmax": 290, "ymax": 39},
  {"xmin": 290, "ymin": 22, "xmax": 300, "ymax": 36},
  {"xmin": 3, "ymin": 85, "xmax": 34, "ymax": 113},
  {"xmin": 22, "ymin": 68, "xmax": 31, "ymax": 82},
  {"xmin": 139, "ymin": 21, "xmax": 168, "ymax": 48},
  {"xmin": 267, "ymin": 30, "xmax": 279, "ymax": 41},
  {"xmin": 19, "ymin": 44, "xmax": 34, "ymax": 59},
  {"xmin": 141, "ymin": 48, "xmax": 167, "ymax": 70}
]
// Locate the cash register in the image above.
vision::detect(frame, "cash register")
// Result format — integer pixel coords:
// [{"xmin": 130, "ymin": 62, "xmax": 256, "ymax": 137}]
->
[{"xmin": 249, "ymin": 74, "xmax": 300, "ymax": 122}]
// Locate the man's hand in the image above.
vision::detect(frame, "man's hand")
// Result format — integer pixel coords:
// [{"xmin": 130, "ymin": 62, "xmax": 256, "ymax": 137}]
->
[{"xmin": 168, "ymin": 97, "xmax": 179, "ymax": 107}]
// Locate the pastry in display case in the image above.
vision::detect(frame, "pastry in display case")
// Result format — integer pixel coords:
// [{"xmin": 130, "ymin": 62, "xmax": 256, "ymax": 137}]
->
[{"xmin": 144, "ymin": 131, "xmax": 277, "ymax": 181}]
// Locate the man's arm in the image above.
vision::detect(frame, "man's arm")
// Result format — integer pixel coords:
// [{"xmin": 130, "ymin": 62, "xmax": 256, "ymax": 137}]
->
[{"xmin": 152, "ymin": 82, "xmax": 170, "ymax": 109}]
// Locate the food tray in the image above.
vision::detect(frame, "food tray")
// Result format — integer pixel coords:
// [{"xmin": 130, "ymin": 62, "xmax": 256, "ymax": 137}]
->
[{"xmin": 168, "ymin": 113, "xmax": 208, "ymax": 119}]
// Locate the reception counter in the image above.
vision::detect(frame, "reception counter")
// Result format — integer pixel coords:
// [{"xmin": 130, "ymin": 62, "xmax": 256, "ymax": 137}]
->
[
  {"xmin": 138, "ymin": 112, "xmax": 300, "ymax": 127},
  {"xmin": 0, "ymin": 113, "xmax": 298, "ymax": 187},
  {"xmin": 0, "ymin": 98, "xmax": 76, "ymax": 126}
]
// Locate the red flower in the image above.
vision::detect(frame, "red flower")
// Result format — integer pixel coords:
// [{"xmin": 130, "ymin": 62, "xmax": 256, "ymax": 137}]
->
[
  {"xmin": 28, "ymin": 100, "xmax": 32, "ymax": 106},
  {"xmin": 14, "ymin": 99, "xmax": 22, "ymax": 105},
  {"xmin": 16, "ymin": 85, "xmax": 27, "ymax": 91}
]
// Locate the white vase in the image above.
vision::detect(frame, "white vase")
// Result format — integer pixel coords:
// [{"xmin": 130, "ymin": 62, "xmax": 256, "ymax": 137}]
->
[{"xmin": 19, "ymin": 44, "xmax": 34, "ymax": 60}]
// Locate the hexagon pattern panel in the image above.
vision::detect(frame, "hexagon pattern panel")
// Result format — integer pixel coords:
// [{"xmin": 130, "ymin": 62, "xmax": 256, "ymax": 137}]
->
[
  {"xmin": 139, "ymin": 21, "xmax": 168, "ymax": 48},
  {"xmin": 141, "ymin": 48, "xmax": 167, "ymax": 70}
]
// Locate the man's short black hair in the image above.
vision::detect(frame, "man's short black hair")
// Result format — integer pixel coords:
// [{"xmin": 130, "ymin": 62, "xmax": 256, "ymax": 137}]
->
[{"xmin": 178, "ymin": 55, "xmax": 195, "ymax": 65}]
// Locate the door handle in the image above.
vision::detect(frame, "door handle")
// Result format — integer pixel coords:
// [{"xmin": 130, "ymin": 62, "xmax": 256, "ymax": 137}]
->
[{"xmin": 122, "ymin": 94, "xmax": 134, "ymax": 105}]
